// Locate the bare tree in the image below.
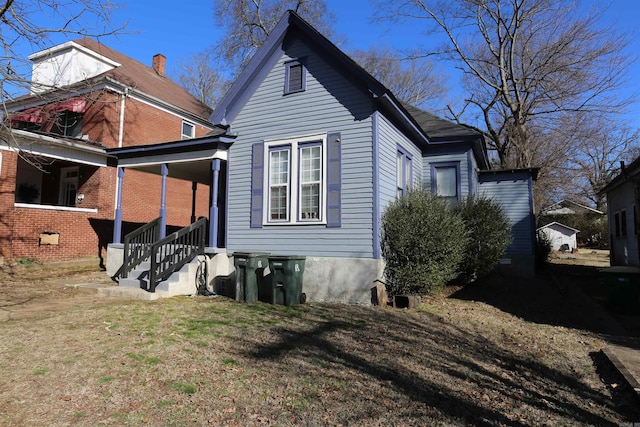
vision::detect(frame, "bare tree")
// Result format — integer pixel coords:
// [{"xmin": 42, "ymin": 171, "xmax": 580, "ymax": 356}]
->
[
  {"xmin": 1, "ymin": 0, "xmax": 125, "ymax": 101},
  {"xmin": 0, "ymin": 0, "xmax": 126, "ymax": 159},
  {"xmin": 376, "ymin": 0, "xmax": 634, "ymax": 172},
  {"xmin": 176, "ymin": 50, "xmax": 231, "ymax": 109},
  {"xmin": 350, "ymin": 47, "xmax": 448, "ymax": 110},
  {"xmin": 213, "ymin": 0, "xmax": 335, "ymax": 73},
  {"xmin": 565, "ymin": 114, "xmax": 640, "ymax": 210}
]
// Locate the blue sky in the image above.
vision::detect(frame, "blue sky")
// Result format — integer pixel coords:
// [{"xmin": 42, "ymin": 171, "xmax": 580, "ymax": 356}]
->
[{"xmin": 16, "ymin": 0, "xmax": 640, "ymax": 123}]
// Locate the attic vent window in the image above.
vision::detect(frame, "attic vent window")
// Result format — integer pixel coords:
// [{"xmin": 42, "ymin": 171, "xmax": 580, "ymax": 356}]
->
[
  {"xmin": 284, "ymin": 60, "xmax": 305, "ymax": 94},
  {"xmin": 182, "ymin": 121, "xmax": 195, "ymax": 139}
]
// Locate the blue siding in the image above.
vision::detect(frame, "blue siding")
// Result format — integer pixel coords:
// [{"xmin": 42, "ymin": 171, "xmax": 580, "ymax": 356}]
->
[
  {"xmin": 422, "ymin": 146, "xmax": 472, "ymax": 198},
  {"xmin": 478, "ymin": 173, "xmax": 534, "ymax": 255},
  {"xmin": 377, "ymin": 113, "xmax": 423, "ymax": 210},
  {"xmin": 226, "ymin": 35, "xmax": 376, "ymax": 258},
  {"xmin": 374, "ymin": 113, "xmax": 424, "ymax": 258}
]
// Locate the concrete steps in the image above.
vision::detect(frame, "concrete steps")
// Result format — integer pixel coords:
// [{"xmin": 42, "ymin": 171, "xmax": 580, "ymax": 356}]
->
[
  {"xmin": 74, "ymin": 251, "xmax": 234, "ymax": 301},
  {"xmin": 117, "ymin": 257, "xmax": 205, "ymax": 298}
]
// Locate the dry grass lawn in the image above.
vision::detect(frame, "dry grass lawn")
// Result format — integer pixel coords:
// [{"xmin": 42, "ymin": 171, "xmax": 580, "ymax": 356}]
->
[{"xmin": 0, "ymin": 257, "xmax": 639, "ymax": 426}]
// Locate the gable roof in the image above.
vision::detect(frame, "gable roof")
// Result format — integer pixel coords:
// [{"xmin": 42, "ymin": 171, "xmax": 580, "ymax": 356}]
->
[
  {"xmin": 211, "ymin": 10, "xmax": 490, "ymax": 169},
  {"xmin": 10, "ymin": 38, "xmax": 212, "ymax": 123},
  {"xmin": 541, "ymin": 199, "xmax": 604, "ymax": 216},
  {"xmin": 537, "ymin": 221, "xmax": 580, "ymax": 234}
]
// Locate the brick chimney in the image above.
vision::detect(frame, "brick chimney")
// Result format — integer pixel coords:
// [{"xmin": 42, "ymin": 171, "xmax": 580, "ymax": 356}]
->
[{"xmin": 152, "ymin": 53, "xmax": 166, "ymax": 77}]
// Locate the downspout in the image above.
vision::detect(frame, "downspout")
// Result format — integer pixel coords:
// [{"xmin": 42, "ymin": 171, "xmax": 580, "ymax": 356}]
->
[
  {"xmin": 118, "ymin": 88, "xmax": 128, "ymax": 148},
  {"xmin": 113, "ymin": 88, "xmax": 128, "ymax": 230}
]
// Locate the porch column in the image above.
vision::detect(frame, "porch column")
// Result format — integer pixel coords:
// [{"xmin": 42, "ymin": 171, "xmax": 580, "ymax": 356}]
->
[
  {"xmin": 209, "ymin": 159, "xmax": 221, "ymax": 247},
  {"xmin": 113, "ymin": 167, "xmax": 125, "ymax": 243},
  {"xmin": 191, "ymin": 181, "xmax": 197, "ymax": 224},
  {"xmin": 159, "ymin": 163, "xmax": 168, "ymax": 239}
]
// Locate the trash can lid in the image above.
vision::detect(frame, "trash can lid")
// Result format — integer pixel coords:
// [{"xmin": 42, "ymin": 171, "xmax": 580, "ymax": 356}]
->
[
  {"xmin": 268, "ymin": 255, "xmax": 306, "ymax": 261},
  {"xmin": 232, "ymin": 251, "xmax": 270, "ymax": 257}
]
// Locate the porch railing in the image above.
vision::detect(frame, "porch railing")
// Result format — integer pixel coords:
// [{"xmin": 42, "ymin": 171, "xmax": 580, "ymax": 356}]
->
[
  {"xmin": 120, "ymin": 217, "xmax": 162, "ymax": 280},
  {"xmin": 148, "ymin": 217, "xmax": 207, "ymax": 292}
]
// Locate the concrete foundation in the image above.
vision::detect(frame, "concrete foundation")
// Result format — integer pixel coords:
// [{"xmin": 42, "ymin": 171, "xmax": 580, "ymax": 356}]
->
[
  {"xmin": 300, "ymin": 257, "xmax": 384, "ymax": 305},
  {"xmin": 106, "ymin": 243, "xmax": 124, "ymax": 278},
  {"xmin": 496, "ymin": 253, "xmax": 536, "ymax": 278}
]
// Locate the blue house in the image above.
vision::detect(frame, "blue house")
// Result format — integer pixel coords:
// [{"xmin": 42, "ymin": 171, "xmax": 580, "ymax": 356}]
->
[{"xmin": 106, "ymin": 11, "xmax": 538, "ymax": 303}]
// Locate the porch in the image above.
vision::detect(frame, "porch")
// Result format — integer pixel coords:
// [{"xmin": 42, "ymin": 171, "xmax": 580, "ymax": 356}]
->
[{"xmin": 105, "ymin": 131, "xmax": 235, "ymax": 296}]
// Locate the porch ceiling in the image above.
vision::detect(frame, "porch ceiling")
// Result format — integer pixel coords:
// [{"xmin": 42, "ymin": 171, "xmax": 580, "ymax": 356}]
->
[
  {"xmin": 131, "ymin": 159, "xmax": 215, "ymax": 184},
  {"xmin": 107, "ymin": 134, "xmax": 235, "ymax": 185}
]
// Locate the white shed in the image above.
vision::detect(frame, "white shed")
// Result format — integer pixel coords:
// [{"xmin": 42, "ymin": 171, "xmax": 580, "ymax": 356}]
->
[{"xmin": 537, "ymin": 222, "xmax": 579, "ymax": 251}]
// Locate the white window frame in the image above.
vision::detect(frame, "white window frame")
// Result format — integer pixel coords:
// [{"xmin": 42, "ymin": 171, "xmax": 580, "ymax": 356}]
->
[
  {"xmin": 58, "ymin": 166, "xmax": 79, "ymax": 207},
  {"xmin": 431, "ymin": 161, "xmax": 461, "ymax": 207},
  {"xmin": 263, "ymin": 133, "xmax": 327, "ymax": 225},
  {"xmin": 181, "ymin": 121, "xmax": 195, "ymax": 139},
  {"xmin": 396, "ymin": 146, "xmax": 413, "ymax": 197}
]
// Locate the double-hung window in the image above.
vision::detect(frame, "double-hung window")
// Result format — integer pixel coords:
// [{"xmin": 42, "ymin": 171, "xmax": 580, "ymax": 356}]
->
[
  {"xmin": 266, "ymin": 134, "xmax": 326, "ymax": 224},
  {"xmin": 431, "ymin": 161, "xmax": 461, "ymax": 207},
  {"xmin": 269, "ymin": 148, "xmax": 290, "ymax": 220},
  {"xmin": 396, "ymin": 146, "xmax": 413, "ymax": 197},
  {"xmin": 299, "ymin": 144, "xmax": 322, "ymax": 219}
]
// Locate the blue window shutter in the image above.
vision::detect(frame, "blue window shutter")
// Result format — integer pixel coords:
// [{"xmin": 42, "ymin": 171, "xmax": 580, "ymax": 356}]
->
[
  {"xmin": 250, "ymin": 142, "xmax": 264, "ymax": 228},
  {"xmin": 326, "ymin": 133, "xmax": 341, "ymax": 227}
]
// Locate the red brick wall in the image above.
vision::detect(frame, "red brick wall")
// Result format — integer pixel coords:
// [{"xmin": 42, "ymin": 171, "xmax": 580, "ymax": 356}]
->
[
  {"xmin": 0, "ymin": 152, "xmax": 114, "ymax": 262},
  {"xmin": 84, "ymin": 92, "xmax": 211, "ymax": 147},
  {"xmin": 9, "ymin": 208, "xmax": 110, "ymax": 261},
  {"xmin": 121, "ymin": 170, "xmax": 211, "ymax": 226},
  {"xmin": 1, "ymin": 89, "xmax": 216, "ymax": 263},
  {"xmin": 0, "ymin": 150, "xmax": 18, "ymax": 260}
]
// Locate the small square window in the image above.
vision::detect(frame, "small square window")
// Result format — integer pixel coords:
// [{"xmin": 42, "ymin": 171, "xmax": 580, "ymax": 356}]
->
[
  {"xmin": 182, "ymin": 121, "xmax": 195, "ymax": 139},
  {"xmin": 284, "ymin": 60, "xmax": 306, "ymax": 94}
]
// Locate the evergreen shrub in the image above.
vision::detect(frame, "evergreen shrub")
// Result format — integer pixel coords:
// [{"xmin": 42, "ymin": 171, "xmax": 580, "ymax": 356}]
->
[
  {"xmin": 455, "ymin": 197, "xmax": 512, "ymax": 284},
  {"xmin": 380, "ymin": 189, "xmax": 467, "ymax": 296},
  {"xmin": 536, "ymin": 232, "xmax": 553, "ymax": 269}
]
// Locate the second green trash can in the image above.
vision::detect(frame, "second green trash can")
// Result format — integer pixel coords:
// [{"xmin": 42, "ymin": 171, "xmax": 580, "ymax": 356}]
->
[
  {"xmin": 233, "ymin": 252, "xmax": 269, "ymax": 302},
  {"xmin": 600, "ymin": 266, "xmax": 640, "ymax": 313},
  {"xmin": 266, "ymin": 255, "xmax": 306, "ymax": 306}
]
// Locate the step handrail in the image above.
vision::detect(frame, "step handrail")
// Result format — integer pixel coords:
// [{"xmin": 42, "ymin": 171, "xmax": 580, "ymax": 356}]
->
[
  {"xmin": 119, "ymin": 217, "xmax": 162, "ymax": 280},
  {"xmin": 148, "ymin": 218, "xmax": 207, "ymax": 292}
]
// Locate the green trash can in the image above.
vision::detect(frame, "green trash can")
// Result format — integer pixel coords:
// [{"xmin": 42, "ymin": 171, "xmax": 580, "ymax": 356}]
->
[
  {"xmin": 266, "ymin": 255, "xmax": 306, "ymax": 306},
  {"xmin": 600, "ymin": 266, "xmax": 640, "ymax": 313},
  {"xmin": 233, "ymin": 252, "xmax": 269, "ymax": 302}
]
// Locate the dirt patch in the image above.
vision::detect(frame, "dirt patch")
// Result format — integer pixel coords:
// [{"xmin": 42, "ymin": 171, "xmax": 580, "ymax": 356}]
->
[
  {"xmin": 549, "ymin": 248, "xmax": 611, "ymax": 267},
  {"xmin": 0, "ymin": 257, "xmax": 639, "ymax": 425},
  {"xmin": 0, "ymin": 262, "xmax": 121, "ymax": 322}
]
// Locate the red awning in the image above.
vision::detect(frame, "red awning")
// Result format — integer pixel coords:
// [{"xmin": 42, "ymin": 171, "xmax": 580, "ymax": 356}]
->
[
  {"xmin": 46, "ymin": 97, "xmax": 87, "ymax": 113},
  {"xmin": 9, "ymin": 98, "xmax": 87, "ymax": 124},
  {"xmin": 9, "ymin": 106, "xmax": 44, "ymax": 124}
]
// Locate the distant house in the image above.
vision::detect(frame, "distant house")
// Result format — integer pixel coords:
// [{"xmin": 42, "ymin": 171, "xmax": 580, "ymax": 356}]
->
[
  {"xmin": 1, "ymin": 39, "xmax": 214, "ymax": 263},
  {"xmin": 541, "ymin": 199, "xmax": 604, "ymax": 216},
  {"xmin": 106, "ymin": 11, "xmax": 539, "ymax": 304},
  {"xmin": 600, "ymin": 159, "xmax": 640, "ymax": 266},
  {"xmin": 537, "ymin": 222, "xmax": 579, "ymax": 251},
  {"xmin": 539, "ymin": 199, "xmax": 605, "ymax": 248}
]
